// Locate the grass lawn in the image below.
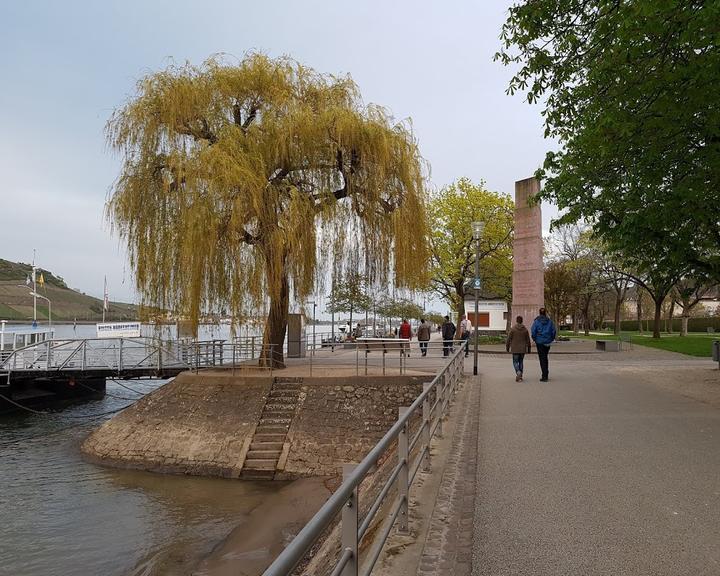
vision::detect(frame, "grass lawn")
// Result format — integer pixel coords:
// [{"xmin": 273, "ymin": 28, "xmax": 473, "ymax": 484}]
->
[{"xmin": 560, "ymin": 330, "xmax": 718, "ymax": 357}]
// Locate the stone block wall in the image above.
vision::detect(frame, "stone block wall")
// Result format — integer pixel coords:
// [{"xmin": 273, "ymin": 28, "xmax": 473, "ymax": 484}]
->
[{"xmin": 280, "ymin": 376, "xmax": 426, "ymax": 478}]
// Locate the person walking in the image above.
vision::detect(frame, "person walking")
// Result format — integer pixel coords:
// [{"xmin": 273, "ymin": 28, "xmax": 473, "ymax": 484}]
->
[
  {"xmin": 531, "ymin": 307, "xmax": 557, "ymax": 381},
  {"xmin": 416, "ymin": 318, "xmax": 431, "ymax": 356},
  {"xmin": 506, "ymin": 315, "xmax": 531, "ymax": 381},
  {"xmin": 459, "ymin": 314, "xmax": 473, "ymax": 357},
  {"xmin": 441, "ymin": 315, "xmax": 456, "ymax": 357},
  {"xmin": 398, "ymin": 318, "xmax": 412, "ymax": 356}
]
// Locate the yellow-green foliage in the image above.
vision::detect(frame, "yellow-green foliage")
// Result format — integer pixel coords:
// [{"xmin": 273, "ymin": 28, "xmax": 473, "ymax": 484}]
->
[
  {"xmin": 428, "ymin": 178, "xmax": 514, "ymax": 314},
  {"xmin": 107, "ymin": 54, "xmax": 429, "ymax": 333}
]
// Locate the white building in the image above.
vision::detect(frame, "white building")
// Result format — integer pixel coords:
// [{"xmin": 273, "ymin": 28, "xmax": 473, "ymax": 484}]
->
[{"xmin": 463, "ymin": 296, "xmax": 508, "ymax": 332}]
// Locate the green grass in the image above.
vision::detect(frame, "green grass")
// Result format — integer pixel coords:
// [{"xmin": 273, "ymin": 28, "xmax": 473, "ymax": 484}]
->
[
  {"xmin": 0, "ymin": 303, "xmax": 23, "ymax": 319},
  {"xmin": 560, "ymin": 330, "xmax": 718, "ymax": 357}
]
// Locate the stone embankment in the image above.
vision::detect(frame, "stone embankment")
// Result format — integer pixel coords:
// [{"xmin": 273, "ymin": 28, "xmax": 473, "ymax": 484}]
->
[{"xmin": 82, "ymin": 369, "xmax": 426, "ymax": 479}]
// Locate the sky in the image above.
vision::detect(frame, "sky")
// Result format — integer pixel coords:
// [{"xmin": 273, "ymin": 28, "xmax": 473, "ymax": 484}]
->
[{"xmin": 0, "ymin": 0, "xmax": 556, "ymax": 308}]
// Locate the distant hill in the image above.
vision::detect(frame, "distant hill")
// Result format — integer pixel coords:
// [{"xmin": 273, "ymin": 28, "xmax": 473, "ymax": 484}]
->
[{"xmin": 0, "ymin": 258, "xmax": 137, "ymax": 322}]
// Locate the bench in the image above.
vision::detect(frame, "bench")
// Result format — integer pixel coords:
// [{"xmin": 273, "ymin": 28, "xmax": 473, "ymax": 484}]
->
[
  {"xmin": 356, "ymin": 337, "xmax": 410, "ymax": 352},
  {"xmin": 595, "ymin": 339, "xmax": 620, "ymax": 352}
]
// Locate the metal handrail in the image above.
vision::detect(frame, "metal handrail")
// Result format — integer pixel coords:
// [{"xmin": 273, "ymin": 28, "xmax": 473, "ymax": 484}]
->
[{"xmin": 262, "ymin": 346, "xmax": 465, "ymax": 576}]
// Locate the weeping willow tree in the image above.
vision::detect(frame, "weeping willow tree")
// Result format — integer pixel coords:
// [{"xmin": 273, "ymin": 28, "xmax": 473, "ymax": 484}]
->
[{"xmin": 107, "ymin": 54, "xmax": 429, "ymax": 366}]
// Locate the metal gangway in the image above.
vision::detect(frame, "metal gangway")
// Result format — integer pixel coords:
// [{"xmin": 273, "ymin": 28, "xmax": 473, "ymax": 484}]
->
[{"xmin": 0, "ymin": 337, "xmax": 268, "ymax": 380}]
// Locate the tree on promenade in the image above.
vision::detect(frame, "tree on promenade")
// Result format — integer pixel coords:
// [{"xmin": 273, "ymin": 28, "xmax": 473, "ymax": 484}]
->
[
  {"xmin": 107, "ymin": 54, "xmax": 429, "ymax": 365},
  {"xmin": 428, "ymin": 178, "xmax": 513, "ymax": 335},
  {"xmin": 497, "ymin": 1, "xmax": 720, "ymax": 291},
  {"xmin": 544, "ymin": 259, "xmax": 578, "ymax": 329},
  {"xmin": 377, "ymin": 296, "xmax": 423, "ymax": 328},
  {"xmin": 326, "ymin": 270, "xmax": 371, "ymax": 332}
]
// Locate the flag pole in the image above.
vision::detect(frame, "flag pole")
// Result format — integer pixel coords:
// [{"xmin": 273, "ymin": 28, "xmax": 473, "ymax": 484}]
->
[
  {"xmin": 103, "ymin": 276, "xmax": 107, "ymax": 323},
  {"xmin": 32, "ymin": 250, "xmax": 37, "ymax": 324}
]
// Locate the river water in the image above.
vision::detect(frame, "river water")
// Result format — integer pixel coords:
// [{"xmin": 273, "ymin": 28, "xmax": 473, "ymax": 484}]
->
[{"xmin": 0, "ymin": 324, "xmax": 290, "ymax": 576}]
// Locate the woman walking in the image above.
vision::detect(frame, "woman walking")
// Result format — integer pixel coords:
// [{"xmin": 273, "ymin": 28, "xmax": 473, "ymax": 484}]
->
[{"xmin": 506, "ymin": 315, "xmax": 531, "ymax": 381}]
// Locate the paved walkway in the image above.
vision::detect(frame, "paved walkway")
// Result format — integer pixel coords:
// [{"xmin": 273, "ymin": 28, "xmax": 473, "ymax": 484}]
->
[
  {"xmin": 398, "ymin": 348, "xmax": 720, "ymax": 576},
  {"xmin": 470, "ymin": 351, "xmax": 720, "ymax": 576}
]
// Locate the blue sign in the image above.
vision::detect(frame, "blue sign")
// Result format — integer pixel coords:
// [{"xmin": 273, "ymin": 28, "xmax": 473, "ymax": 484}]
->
[{"xmin": 472, "ymin": 278, "xmax": 481, "ymax": 290}]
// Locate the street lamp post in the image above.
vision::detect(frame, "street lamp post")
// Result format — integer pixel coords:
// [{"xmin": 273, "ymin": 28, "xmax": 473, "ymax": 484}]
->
[
  {"xmin": 29, "ymin": 291, "xmax": 52, "ymax": 328},
  {"xmin": 472, "ymin": 221, "xmax": 485, "ymax": 376},
  {"xmin": 307, "ymin": 300, "xmax": 317, "ymax": 354}
]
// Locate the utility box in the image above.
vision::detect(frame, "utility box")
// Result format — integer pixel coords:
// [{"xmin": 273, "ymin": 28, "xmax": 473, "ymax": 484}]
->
[
  {"xmin": 287, "ymin": 313, "xmax": 307, "ymax": 358},
  {"xmin": 712, "ymin": 340, "xmax": 720, "ymax": 363}
]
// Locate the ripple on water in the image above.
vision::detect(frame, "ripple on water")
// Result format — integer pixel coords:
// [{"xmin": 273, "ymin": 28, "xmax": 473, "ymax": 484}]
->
[{"xmin": 0, "ymin": 378, "xmax": 281, "ymax": 576}]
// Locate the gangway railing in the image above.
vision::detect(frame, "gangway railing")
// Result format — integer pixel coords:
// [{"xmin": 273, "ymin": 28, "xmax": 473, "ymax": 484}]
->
[
  {"xmin": 262, "ymin": 344, "xmax": 466, "ymax": 576},
  {"xmin": 0, "ymin": 337, "xmax": 280, "ymax": 374}
]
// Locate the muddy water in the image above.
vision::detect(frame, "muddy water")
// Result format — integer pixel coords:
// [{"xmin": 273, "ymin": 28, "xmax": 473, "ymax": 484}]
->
[{"xmin": 0, "ymin": 379, "xmax": 284, "ymax": 576}]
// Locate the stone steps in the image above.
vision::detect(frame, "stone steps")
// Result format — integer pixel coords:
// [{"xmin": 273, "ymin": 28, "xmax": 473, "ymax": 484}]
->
[
  {"xmin": 246, "ymin": 449, "xmax": 282, "ymax": 460},
  {"xmin": 264, "ymin": 403, "xmax": 296, "ymax": 412},
  {"xmin": 250, "ymin": 441, "xmax": 284, "ymax": 451},
  {"xmin": 253, "ymin": 433, "xmax": 286, "ymax": 443},
  {"xmin": 254, "ymin": 425, "xmax": 289, "ymax": 435},
  {"xmin": 240, "ymin": 469, "xmax": 276, "ymax": 480},
  {"xmin": 240, "ymin": 377, "xmax": 303, "ymax": 480},
  {"xmin": 259, "ymin": 417, "xmax": 292, "ymax": 426}
]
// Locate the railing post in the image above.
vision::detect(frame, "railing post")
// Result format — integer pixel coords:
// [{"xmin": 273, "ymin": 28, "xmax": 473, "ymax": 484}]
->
[
  {"xmin": 81, "ymin": 341, "xmax": 86, "ymax": 371},
  {"xmin": 46, "ymin": 339, "xmax": 51, "ymax": 369},
  {"xmin": 398, "ymin": 406, "xmax": 410, "ymax": 533},
  {"xmin": 437, "ymin": 374, "xmax": 445, "ymax": 438},
  {"xmin": 119, "ymin": 338, "xmax": 123, "ymax": 373},
  {"xmin": 422, "ymin": 383, "xmax": 432, "ymax": 472},
  {"xmin": 341, "ymin": 464, "xmax": 359, "ymax": 576},
  {"xmin": 158, "ymin": 342, "xmax": 163, "ymax": 374}
]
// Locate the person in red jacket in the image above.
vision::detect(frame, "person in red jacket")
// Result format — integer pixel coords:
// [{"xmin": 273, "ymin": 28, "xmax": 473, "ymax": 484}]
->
[{"xmin": 399, "ymin": 318, "xmax": 412, "ymax": 356}]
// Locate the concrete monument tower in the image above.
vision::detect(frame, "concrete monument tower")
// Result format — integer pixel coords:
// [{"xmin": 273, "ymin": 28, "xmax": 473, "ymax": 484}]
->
[{"xmin": 512, "ymin": 177, "xmax": 544, "ymax": 325}]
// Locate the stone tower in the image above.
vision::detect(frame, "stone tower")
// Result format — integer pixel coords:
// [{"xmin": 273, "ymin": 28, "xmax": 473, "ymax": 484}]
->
[{"xmin": 511, "ymin": 177, "xmax": 544, "ymax": 326}]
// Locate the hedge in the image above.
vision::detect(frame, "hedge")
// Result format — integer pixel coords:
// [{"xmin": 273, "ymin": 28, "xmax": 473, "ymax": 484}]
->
[{"xmin": 605, "ymin": 317, "xmax": 720, "ymax": 333}]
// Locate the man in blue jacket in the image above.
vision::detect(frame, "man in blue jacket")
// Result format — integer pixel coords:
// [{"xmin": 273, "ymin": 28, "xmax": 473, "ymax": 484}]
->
[{"xmin": 531, "ymin": 307, "xmax": 557, "ymax": 382}]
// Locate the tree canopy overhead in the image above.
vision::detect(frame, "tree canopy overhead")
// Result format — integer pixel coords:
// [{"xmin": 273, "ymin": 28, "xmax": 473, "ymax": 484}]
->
[
  {"xmin": 107, "ymin": 53, "xmax": 429, "ymax": 363},
  {"xmin": 497, "ymin": 1, "xmax": 720, "ymax": 281}
]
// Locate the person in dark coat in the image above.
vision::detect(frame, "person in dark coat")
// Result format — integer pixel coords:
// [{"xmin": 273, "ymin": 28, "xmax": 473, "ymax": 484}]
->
[
  {"xmin": 531, "ymin": 308, "xmax": 557, "ymax": 381},
  {"xmin": 416, "ymin": 318, "xmax": 431, "ymax": 356},
  {"xmin": 506, "ymin": 315, "xmax": 531, "ymax": 381},
  {"xmin": 441, "ymin": 315, "xmax": 456, "ymax": 357}
]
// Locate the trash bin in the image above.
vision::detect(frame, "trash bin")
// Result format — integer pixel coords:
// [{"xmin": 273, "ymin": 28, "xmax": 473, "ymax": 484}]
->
[{"xmin": 713, "ymin": 340, "xmax": 720, "ymax": 363}]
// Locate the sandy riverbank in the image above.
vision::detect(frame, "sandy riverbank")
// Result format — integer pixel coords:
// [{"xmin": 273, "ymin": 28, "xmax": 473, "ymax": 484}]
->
[{"xmin": 191, "ymin": 476, "xmax": 332, "ymax": 576}]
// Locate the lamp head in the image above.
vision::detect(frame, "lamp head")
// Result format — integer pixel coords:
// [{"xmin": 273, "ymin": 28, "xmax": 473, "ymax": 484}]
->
[{"xmin": 472, "ymin": 221, "xmax": 485, "ymax": 240}]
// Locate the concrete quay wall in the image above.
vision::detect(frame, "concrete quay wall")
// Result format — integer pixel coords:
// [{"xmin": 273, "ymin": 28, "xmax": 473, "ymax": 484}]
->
[
  {"xmin": 82, "ymin": 370, "xmax": 427, "ymax": 479},
  {"xmin": 81, "ymin": 371, "xmax": 271, "ymax": 477}
]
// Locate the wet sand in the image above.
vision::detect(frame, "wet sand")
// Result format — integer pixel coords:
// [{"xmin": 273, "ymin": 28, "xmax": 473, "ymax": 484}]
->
[{"xmin": 193, "ymin": 477, "xmax": 332, "ymax": 576}]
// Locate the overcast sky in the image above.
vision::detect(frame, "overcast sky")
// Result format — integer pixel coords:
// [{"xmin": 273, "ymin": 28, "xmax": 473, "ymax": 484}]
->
[{"xmin": 0, "ymin": 0, "xmax": 555, "ymax": 306}]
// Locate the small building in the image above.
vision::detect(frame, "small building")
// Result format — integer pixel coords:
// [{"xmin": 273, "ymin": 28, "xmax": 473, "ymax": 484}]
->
[{"xmin": 463, "ymin": 295, "xmax": 508, "ymax": 333}]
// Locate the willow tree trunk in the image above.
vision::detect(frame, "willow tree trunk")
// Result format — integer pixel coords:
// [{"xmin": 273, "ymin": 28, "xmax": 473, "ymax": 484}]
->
[{"xmin": 262, "ymin": 272, "xmax": 290, "ymax": 368}]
